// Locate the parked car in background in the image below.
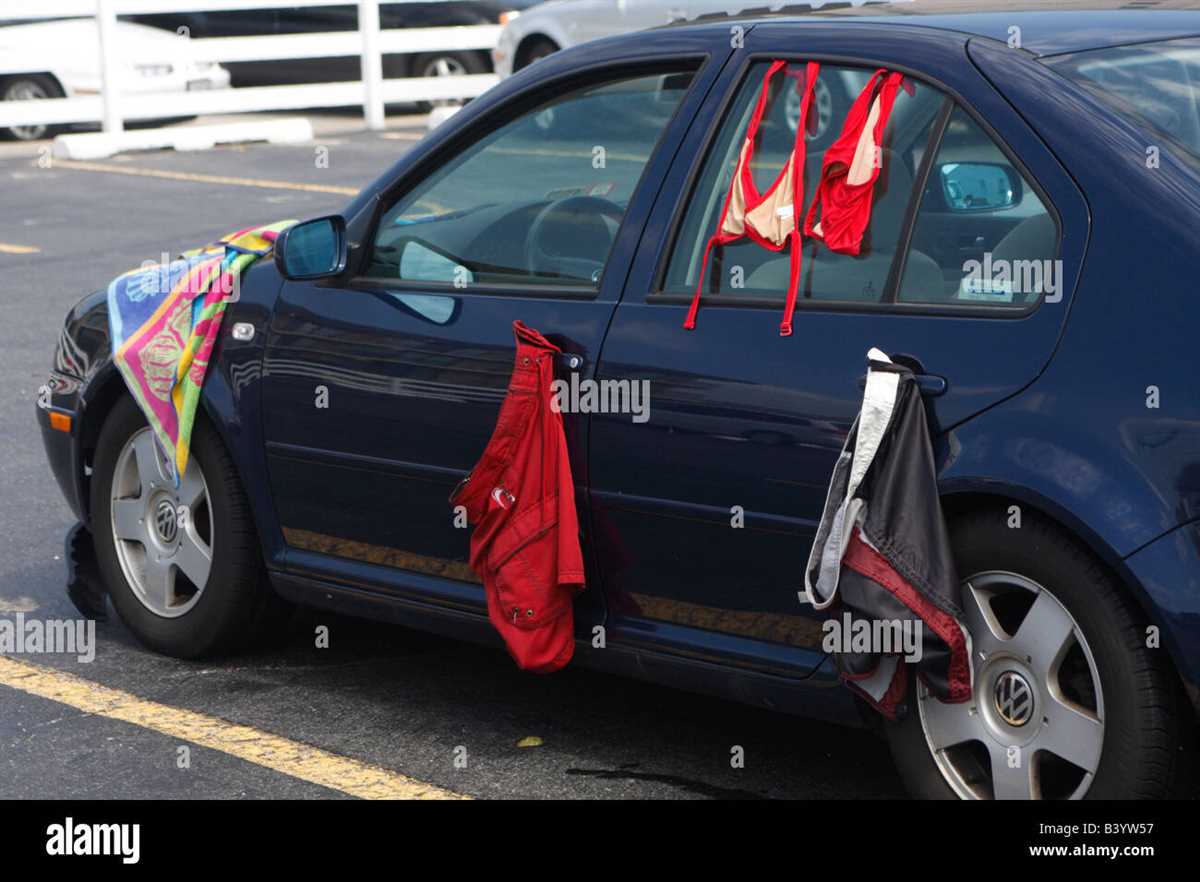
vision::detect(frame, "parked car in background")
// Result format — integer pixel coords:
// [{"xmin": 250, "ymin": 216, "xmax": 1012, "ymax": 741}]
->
[
  {"xmin": 0, "ymin": 17, "xmax": 230, "ymax": 141},
  {"xmin": 130, "ymin": 1, "xmax": 540, "ymax": 106},
  {"xmin": 39, "ymin": 4, "xmax": 1200, "ymax": 800},
  {"xmin": 493, "ymin": 0, "xmax": 893, "ymax": 144},
  {"xmin": 492, "ymin": 0, "xmax": 889, "ymax": 77}
]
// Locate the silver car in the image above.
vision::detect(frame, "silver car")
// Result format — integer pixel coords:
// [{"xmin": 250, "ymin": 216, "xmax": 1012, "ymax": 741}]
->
[
  {"xmin": 492, "ymin": 0, "xmax": 889, "ymax": 146},
  {"xmin": 493, "ymin": 0, "xmax": 887, "ymax": 77}
]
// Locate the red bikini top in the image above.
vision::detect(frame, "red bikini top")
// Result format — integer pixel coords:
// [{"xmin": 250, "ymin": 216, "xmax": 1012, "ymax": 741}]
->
[
  {"xmin": 804, "ymin": 69, "xmax": 908, "ymax": 256},
  {"xmin": 685, "ymin": 60, "xmax": 821, "ymax": 337},
  {"xmin": 685, "ymin": 63, "xmax": 906, "ymax": 335}
]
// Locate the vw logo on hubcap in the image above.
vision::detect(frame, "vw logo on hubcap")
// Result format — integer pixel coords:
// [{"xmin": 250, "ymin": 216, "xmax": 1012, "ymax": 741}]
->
[
  {"xmin": 994, "ymin": 670, "xmax": 1034, "ymax": 727},
  {"xmin": 154, "ymin": 499, "xmax": 178, "ymax": 544}
]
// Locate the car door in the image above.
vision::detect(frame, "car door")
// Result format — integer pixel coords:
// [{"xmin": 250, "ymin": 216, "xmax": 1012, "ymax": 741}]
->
[
  {"xmin": 260, "ymin": 57, "xmax": 716, "ymax": 615},
  {"xmin": 587, "ymin": 24, "xmax": 1088, "ymax": 677}
]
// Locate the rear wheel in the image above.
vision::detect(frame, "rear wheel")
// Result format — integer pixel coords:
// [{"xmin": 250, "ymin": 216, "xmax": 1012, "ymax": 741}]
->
[
  {"xmin": 886, "ymin": 508, "xmax": 1195, "ymax": 799},
  {"xmin": 1, "ymin": 74, "xmax": 64, "ymax": 142},
  {"xmin": 91, "ymin": 396, "xmax": 287, "ymax": 658}
]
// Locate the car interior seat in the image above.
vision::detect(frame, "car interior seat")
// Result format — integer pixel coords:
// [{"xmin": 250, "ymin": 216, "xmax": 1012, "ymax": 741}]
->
[
  {"xmin": 744, "ymin": 148, "xmax": 943, "ymax": 302},
  {"xmin": 984, "ymin": 212, "xmax": 1058, "ymax": 303}
]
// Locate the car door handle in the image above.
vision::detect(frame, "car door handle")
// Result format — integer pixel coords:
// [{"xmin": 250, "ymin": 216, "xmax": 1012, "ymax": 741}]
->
[
  {"xmin": 914, "ymin": 373, "xmax": 948, "ymax": 397},
  {"xmin": 857, "ymin": 372, "xmax": 948, "ymax": 397}
]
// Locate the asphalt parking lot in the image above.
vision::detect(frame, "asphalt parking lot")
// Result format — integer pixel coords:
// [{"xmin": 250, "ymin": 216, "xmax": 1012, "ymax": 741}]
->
[{"xmin": 0, "ymin": 118, "xmax": 904, "ymax": 800}]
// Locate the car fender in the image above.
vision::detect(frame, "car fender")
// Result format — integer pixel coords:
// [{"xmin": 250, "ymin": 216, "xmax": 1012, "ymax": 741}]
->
[
  {"xmin": 511, "ymin": 14, "xmax": 573, "ymax": 62},
  {"xmin": 172, "ymin": 258, "xmax": 290, "ymax": 568},
  {"xmin": 940, "ymin": 399, "xmax": 1200, "ymax": 698},
  {"xmin": 48, "ymin": 260, "xmax": 288, "ymax": 564}
]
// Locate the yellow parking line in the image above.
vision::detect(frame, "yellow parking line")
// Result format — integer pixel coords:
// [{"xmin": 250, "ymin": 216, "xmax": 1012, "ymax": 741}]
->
[
  {"xmin": 0, "ymin": 242, "xmax": 40, "ymax": 254},
  {"xmin": 52, "ymin": 159, "xmax": 360, "ymax": 196},
  {"xmin": 0, "ymin": 655, "xmax": 467, "ymax": 800}
]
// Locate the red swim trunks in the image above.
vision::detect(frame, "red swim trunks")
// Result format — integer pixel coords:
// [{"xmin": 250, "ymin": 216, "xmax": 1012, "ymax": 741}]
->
[{"xmin": 450, "ymin": 321, "xmax": 585, "ymax": 673}]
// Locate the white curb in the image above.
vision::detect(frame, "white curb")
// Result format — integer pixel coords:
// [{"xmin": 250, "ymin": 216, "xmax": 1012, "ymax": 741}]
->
[{"xmin": 51, "ymin": 118, "xmax": 315, "ymax": 161}]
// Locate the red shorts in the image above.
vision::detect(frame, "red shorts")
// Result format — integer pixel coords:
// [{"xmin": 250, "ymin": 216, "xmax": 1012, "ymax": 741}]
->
[{"xmin": 450, "ymin": 321, "xmax": 585, "ymax": 673}]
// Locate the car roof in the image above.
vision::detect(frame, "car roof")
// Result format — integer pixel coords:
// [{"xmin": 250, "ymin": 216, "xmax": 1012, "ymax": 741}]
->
[{"xmin": 672, "ymin": 1, "xmax": 1200, "ymax": 57}]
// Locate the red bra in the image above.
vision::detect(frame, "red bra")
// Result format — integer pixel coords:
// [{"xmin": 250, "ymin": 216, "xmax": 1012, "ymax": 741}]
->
[{"xmin": 685, "ymin": 63, "xmax": 906, "ymax": 335}]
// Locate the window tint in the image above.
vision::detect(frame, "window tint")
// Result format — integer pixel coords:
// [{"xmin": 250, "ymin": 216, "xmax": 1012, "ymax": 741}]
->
[
  {"xmin": 664, "ymin": 61, "xmax": 944, "ymax": 304},
  {"xmin": 367, "ymin": 70, "xmax": 694, "ymax": 290},
  {"xmin": 898, "ymin": 107, "xmax": 1057, "ymax": 306}
]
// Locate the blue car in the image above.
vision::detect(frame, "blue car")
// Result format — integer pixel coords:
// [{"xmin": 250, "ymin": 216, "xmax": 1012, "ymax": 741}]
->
[{"xmin": 39, "ymin": 5, "xmax": 1200, "ymax": 800}]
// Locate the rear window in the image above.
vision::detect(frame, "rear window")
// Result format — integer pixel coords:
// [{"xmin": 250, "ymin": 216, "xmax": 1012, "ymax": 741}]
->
[{"xmin": 1046, "ymin": 37, "xmax": 1200, "ymax": 161}]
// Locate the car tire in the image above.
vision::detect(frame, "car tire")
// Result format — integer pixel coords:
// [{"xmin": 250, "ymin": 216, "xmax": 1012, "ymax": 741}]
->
[
  {"xmin": 515, "ymin": 37, "xmax": 559, "ymax": 72},
  {"xmin": 0, "ymin": 74, "xmax": 64, "ymax": 142},
  {"xmin": 413, "ymin": 51, "xmax": 488, "ymax": 112},
  {"xmin": 885, "ymin": 508, "xmax": 1195, "ymax": 799},
  {"xmin": 91, "ymin": 395, "xmax": 288, "ymax": 659}
]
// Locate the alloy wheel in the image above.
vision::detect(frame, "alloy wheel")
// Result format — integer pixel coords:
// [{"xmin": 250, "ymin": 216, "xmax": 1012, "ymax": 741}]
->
[
  {"xmin": 785, "ymin": 78, "xmax": 834, "ymax": 141},
  {"xmin": 110, "ymin": 428, "xmax": 214, "ymax": 618},
  {"xmin": 4, "ymin": 78, "xmax": 51, "ymax": 141},
  {"xmin": 918, "ymin": 571, "xmax": 1105, "ymax": 799},
  {"xmin": 421, "ymin": 55, "xmax": 468, "ymax": 109}
]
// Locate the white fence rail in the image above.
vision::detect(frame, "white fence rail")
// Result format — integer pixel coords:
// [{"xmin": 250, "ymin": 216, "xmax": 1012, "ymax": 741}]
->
[{"xmin": 0, "ymin": 0, "xmax": 501, "ymax": 133}]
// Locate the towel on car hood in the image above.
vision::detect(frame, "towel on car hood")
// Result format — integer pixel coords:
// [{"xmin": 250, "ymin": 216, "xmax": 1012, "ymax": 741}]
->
[
  {"xmin": 804, "ymin": 348, "xmax": 973, "ymax": 718},
  {"xmin": 107, "ymin": 221, "xmax": 294, "ymax": 483}
]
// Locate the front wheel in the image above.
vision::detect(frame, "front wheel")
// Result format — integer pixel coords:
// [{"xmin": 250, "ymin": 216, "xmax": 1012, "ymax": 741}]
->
[
  {"xmin": 1, "ymin": 74, "xmax": 64, "ymax": 141},
  {"xmin": 885, "ymin": 509, "xmax": 1195, "ymax": 799},
  {"xmin": 91, "ymin": 396, "xmax": 287, "ymax": 658}
]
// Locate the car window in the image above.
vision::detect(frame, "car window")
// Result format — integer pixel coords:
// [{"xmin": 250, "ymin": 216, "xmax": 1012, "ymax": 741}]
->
[
  {"xmin": 1046, "ymin": 37, "xmax": 1200, "ymax": 163},
  {"xmin": 367, "ymin": 70, "xmax": 695, "ymax": 290},
  {"xmin": 897, "ymin": 107, "xmax": 1058, "ymax": 306},
  {"xmin": 663, "ymin": 61, "xmax": 945, "ymax": 304}
]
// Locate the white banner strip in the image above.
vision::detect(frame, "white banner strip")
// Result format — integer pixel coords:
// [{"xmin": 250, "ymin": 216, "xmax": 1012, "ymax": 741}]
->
[
  {"xmin": 186, "ymin": 25, "xmax": 500, "ymax": 62},
  {"xmin": 0, "ymin": 74, "xmax": 497, "ymax": 127}
]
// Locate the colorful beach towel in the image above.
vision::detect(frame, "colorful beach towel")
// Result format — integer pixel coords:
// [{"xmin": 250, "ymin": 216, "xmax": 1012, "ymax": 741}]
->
[{"xmin": 107, "ymin": 221, "xmax": 295, "ymax": 484}]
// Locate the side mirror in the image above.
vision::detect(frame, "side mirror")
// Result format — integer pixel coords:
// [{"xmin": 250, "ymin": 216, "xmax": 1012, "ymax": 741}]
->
[
  {"xmin": 275, "ymin": 215, "xmax": 348, "ymax": 280},
  {"xmin": 937, "ymin": 162, "xmax": 1022, "ymax": 212}
]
